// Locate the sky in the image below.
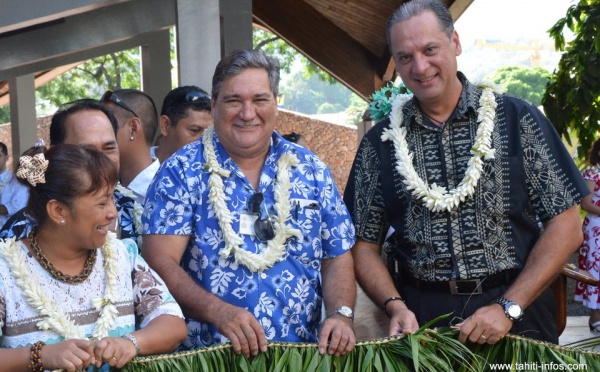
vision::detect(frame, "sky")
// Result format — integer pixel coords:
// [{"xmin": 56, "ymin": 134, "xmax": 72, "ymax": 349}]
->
[
  {"xmin": 455, "ymin": 0, "xmax": 575, "ymax": 42},
  {"xmin": 454, "ymin": 0, "xmax": 575, "ymax": 80}
]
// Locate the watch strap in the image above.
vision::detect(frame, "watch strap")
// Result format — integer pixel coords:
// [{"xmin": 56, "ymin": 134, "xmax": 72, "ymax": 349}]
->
[
  {"xmin": 495, "ymin": 297, "xmax": 523, "ymax": 322},
  {"xmin": 327, "ymin": 306, "xmax": 354, "ymax": 320},
  {"xmin": 121, "ymin": 333, "xmax": 140, "ymax": 356}
]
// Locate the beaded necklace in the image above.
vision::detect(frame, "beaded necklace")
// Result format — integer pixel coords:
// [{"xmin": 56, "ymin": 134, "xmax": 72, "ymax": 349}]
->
[{"xmin": 29, "ymin": 230, "xmax": 97, "ymax": 284}]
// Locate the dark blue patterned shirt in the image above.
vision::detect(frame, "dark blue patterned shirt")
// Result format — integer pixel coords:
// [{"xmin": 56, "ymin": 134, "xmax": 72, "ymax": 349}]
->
[{"xmin": 344, "ymin": 73, "xmax": 588, "ymax": 281}]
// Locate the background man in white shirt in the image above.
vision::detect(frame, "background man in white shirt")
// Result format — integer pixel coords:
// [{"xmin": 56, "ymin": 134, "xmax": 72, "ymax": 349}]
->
[{"xmin": 0, "ymin": 142, "xmax": 28, "ymax": 228}]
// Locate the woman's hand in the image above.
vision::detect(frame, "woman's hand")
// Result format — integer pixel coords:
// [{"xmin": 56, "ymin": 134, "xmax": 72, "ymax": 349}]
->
[
  {"xmin": 41, "ymin": 339, "xmax": 95, "ymax": 372},
  {"xmin": 94, "ymin": 336, "xmax": 137, "ymax": 369}
]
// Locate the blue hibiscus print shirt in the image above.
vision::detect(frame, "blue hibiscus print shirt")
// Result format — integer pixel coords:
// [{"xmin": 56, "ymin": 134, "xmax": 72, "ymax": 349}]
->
[{"xmin": 143, "ymin": 131, "xmax": 355, "ymax": 350}]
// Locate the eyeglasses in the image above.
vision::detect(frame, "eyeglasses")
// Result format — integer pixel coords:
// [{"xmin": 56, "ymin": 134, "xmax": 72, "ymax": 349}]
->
[
  {"xmin": 101, "ymin": 90, "xmax": 139, "ymax": 118},
  {"xmin": 185, "ymin": 91, "xmax": 211, "ymax": 103},
  {"xmin": 247, "ymin": 193, "xmax": 275, "ymax": 242}
]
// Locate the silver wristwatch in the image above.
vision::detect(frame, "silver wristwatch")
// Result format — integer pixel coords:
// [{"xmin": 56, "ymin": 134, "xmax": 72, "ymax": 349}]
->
[
  {"xmin": 327, "ymin": 306, "xmax": 354, "ymax": 321},
  {"xmin": 121, "ymin": 332, "xmax": 141, "ymax": 356},
  {"xmin": 496, "ymin": 297, "xmax": 524, "ymax": 322}
]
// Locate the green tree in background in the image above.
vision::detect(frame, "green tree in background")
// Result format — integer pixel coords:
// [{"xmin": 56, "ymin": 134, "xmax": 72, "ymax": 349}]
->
[
  {"xmin": 0, "ymin": 48, "xmax": 142, "ymax": 123},
  {"xmin": 488, "ymin": 66, "xmax": 550, "ymax": 107},
  {"xmin": 543, "ymin": 0, "xmax": 600, "ymax": 160},
  {"xmin": 254, "ymin": 28, "xmax": 366, "ymax": 123},
  {"xmin": 0, "ymin": 28, "xmax": 366, "ymax": 125},
  {"xmin": 0, "ymin": 107, "xmax": 8, "ymax": 124},
  {"xmin": 36, "ymin": 49, "xmax": 141, "ymax": 114}
]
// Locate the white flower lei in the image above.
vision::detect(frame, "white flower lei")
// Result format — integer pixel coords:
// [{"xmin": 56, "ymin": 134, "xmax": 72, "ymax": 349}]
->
[
  {"xmin": 202, "ymin": 127, "xmax": 301, "ymax": 272},
  {"xmin": 381, "ymin": 83, "xmax": 502, "ymax": 212},
  {"xmin": 0, "ymin": 233, "xmax": 120, "ymax": 340}
]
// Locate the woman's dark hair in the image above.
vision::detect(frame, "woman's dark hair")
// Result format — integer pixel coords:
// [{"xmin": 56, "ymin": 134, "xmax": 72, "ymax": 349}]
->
[
  {"xmin": 590, "ymin": 139, "xmax": 600, "ymax": 165},
  {"xmin": 16, "ymin": 144, "xmax": 118, "ymax": 226}
]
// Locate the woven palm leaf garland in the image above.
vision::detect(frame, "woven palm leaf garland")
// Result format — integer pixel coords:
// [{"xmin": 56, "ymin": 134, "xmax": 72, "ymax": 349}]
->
[{"xmin": 119, "ymin": 315, "xmax": 600, "ymax": 372}]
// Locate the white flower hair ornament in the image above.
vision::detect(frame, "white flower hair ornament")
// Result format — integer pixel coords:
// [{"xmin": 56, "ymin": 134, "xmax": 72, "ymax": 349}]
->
[{"xmin": 16, "ymin": 153, "xmax": 49, "ymax": 186}]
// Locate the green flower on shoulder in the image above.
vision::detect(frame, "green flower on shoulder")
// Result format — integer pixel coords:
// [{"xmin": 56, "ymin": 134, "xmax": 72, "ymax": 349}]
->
[{"xmin": 368, "ymin": 82, "xmax": 411, "ymax": 122}]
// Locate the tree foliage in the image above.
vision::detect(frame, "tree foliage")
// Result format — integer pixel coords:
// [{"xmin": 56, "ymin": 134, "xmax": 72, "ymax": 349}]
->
[
  {"xmin": 253, "ymin": 28, "xmax": 337, "ymax": 84},
  {"xmin": 488, "ymin": 66, "xmax": 550, "ymax": 107},
  {"xmin": 254, "ymin": 28, "xmax": 366, "ymax": 123},
  {"xmin": 0, "ymin": 48, "xmax": 142, "ymax": 123},
  {"xmin": 543, "ymin": 0, "xmax": 600, "ymax": 159},
  {"xmin": 0, "ymin": 28, "xmax": 365, "ymax": 125},
  {"xmin": 37, "ymin": 49, "xmax": 141, "ymax": 112}
]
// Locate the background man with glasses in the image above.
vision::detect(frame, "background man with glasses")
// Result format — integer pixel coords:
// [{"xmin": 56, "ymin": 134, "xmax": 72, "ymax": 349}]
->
[
  {"xmin": 154, "ymin": 86, "xmax": 213, "ymax": 163},
  {"xmin": 101, "ymin": 89, "xmax": 159, "ymax": 201},
  {"xmin": 142, "ymin": 49, "xmax": 357, "ymax": 357}
]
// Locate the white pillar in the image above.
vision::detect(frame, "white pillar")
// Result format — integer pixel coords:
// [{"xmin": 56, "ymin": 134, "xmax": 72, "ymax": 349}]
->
[
  {"xmin": 141, "ymin": 29, "xmax": 172, "ymax": 115},
  {"xmin": 8, "ymin": 74, "xmax": 36, "ymax": 158},
  {"xmin": 176, "ymin": 0, "xmax": 221, "ymax": 92},
  {"xmin": 220, "ymin": 0, "xmax": 253, "ymax": 55}
]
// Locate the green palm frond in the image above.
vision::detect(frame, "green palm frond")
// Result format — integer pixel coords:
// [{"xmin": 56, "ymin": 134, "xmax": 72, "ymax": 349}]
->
[{"xmin": 120, "ymin": 323, "xmax": 600, "ymax": 372}]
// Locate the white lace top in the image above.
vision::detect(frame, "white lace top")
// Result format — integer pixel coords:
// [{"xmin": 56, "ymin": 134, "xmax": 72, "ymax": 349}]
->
[{"xmin": 0, "ymin": 237, "xmax": 183, "ymax": 348}]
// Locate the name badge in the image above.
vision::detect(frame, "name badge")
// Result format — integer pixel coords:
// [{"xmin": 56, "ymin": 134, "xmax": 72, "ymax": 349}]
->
[{"xmin": 239, "ymin": 212, "xmax": 258, "ymax": 235}]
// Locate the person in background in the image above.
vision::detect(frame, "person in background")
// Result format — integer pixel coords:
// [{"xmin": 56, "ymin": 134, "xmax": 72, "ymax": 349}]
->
[
  {"xmin": 142, "ymin": 49, "xmax": 357, "ymax": 356},
  {"xmin": 0, "ymin": 100, "xmax": 143, "ymax": 248},
  {"xmin": 344, "ymin": 0, "xmax": 587, "ymax": 345},
  {"xmin": 0, "ymin": 144, "xmax": 186, "ymax": 372},
  {"xmin": 575, "ymin": 139, "xmax": 600, "ymax": 332},
  {"xmin": 154, "ymin": 85, "xmax": 213, "ymax": 163},
  {"xmin": 0, "ymin": 142, "xmax": 28, "ymax": 228},
  {"xmin": 150, "ymin": 133, "xmax": 164, "ymax": 159},
  {"xmin": 282, "ymin": 132, "xmax": 308, "ymax": 149},
  {"xmin": 101, "ymin": 89, "xmax": 159, "ymax": 202}
]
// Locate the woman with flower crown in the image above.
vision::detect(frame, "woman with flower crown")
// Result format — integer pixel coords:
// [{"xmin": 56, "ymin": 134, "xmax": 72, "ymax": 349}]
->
[{"xmin": 0, "ymin": 144, "xmax": 186, "ymax": 372}]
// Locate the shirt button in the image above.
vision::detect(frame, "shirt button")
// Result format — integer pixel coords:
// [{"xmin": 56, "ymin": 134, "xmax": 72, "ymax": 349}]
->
[{"xmin": 260, "ymin": 273, "xmax": 267, "ymax": 279}]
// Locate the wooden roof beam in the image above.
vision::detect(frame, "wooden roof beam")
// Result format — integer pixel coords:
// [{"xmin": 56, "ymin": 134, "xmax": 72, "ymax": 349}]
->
[{"xmin": 253, "ymin": 0, "xmax": 383, "ymax": 100}]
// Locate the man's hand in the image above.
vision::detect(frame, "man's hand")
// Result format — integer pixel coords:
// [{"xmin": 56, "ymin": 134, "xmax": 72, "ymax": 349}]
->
[
  {"xmin": 386, "ymin": 301, "xmax": 419, "ymax": 335},
  {"xmin": 456, "ymin": 303, "xmax": 512, "ymax": 344},
  {"xmin": 318, "ymin": 315, "xmax": 356, "ymax": 356},
  {"xmin": 213, "ymin": 303, "xmax": 268, "ymax": 357}
]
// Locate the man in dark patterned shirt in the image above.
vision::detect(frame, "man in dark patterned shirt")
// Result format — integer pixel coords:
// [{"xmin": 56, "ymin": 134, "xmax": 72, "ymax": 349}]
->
[
  {"xmin": 345, "ymin": 0, "xmax": 588, "ymax": 344},
  {"xmin": 0, "ymin": 100, "xmax": 142, "ymax": 248}
]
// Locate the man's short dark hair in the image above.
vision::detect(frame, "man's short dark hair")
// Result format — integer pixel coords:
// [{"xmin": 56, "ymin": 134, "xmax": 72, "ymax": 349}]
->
[
  {"xmin": 0, "ymin": 142, "xmax": 7, "ymax": 156},
  {"xmin": 386, "ymin": 0, "xmax": 454, "ymax": 50},
  {"xmin": 109, "ymin": 89, "xmax": 159, "ymax": 146},
  {"xmin": 161, "ymin": 86, "xmax": 211, "ymax": 127},
  {"xmin": 50, "ymin": 99, "xmax": 118, "ymax": 146},
  {"xmin": 212, "ymin": 49, "xmax": 280, "ymax": 100}
]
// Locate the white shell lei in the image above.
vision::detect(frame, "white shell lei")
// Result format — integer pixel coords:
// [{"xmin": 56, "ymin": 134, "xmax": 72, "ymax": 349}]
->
[
  {"xmin": 381, "ymin": 83, "xmax": 502, "ymax": 212},
  {"xmin": 0, "ymin": 233, "xmax": 120, "ymax": 340},
  {"xmin": 202, "ymin": 127, "xmax": 301, "ymax": 272}
]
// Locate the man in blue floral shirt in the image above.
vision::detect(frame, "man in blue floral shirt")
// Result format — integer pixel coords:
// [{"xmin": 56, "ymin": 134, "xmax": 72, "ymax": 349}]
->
[{"xmin": 142, "ymin": 49, "xmax": 357, "ymax": 357}]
